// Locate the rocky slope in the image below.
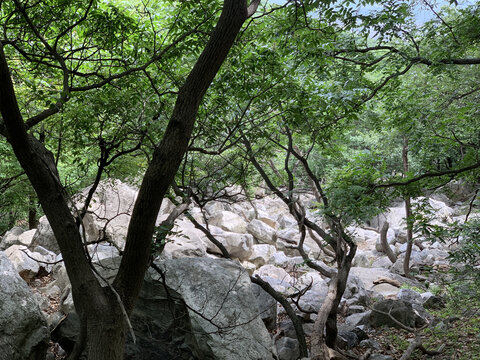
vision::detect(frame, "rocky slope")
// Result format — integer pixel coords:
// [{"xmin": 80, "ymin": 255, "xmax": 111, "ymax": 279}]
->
[{"xmin": 0, "ymin": 179, "xmax": 472, "ymax": 359}]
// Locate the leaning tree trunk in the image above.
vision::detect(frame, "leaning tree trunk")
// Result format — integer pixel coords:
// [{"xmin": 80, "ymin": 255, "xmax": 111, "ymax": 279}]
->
[
  {"xmin": 310, "ymin": 242, "xmax": 356, "ymax": 360},
  {"xmin": 1, "ymin": 1, "xmax": 259, "ymax": 359},
  {"xmin": 380, "ymin": 221, "xmax": 397, "ymax": 264}
]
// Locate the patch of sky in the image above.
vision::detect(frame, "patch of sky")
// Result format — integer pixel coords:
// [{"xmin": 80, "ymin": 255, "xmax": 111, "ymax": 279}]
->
[{"xmin": 267, "ymin": 0, "xmax": 475, "ymax": 25}]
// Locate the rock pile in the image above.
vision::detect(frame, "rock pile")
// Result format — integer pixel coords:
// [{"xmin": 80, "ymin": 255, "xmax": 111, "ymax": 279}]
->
[{"xmin": 0, "ymin": 179, "xmax": 461, "ymax": 359}]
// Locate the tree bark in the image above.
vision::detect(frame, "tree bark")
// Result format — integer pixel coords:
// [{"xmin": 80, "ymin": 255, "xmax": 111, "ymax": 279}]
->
[
  {"xmin": 310, "ymin": 245, "xmax": 356, "ymax": 359},
  {"xmin": 380, "ymin": 221, "xmax": 397, "ymax": 263},
  {"xmin": 0, "ymin": 1, "xmax": 258, "ymax": 358}
]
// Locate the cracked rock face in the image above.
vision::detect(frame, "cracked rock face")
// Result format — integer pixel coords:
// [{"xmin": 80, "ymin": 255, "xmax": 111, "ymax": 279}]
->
[{"xmin": 0, "ymin": 251, "xmax": 49, "ymax": 360}]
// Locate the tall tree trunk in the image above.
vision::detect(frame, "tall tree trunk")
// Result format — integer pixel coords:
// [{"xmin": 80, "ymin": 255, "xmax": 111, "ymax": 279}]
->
[
  {"xmin": 380, "ymin": 221, "xmax": 397, "ymax": 263},
  {"xmin": 28, "ymin": 195, "xmax": 37, "ymax": 229},
  {"xmin": 310, "ymin": 243, "xmax": 356, "ymax": 360},
  {"xmin": 0, "ymin": 1, "xmax": 259, "ymax": 358},
  {"xmin": 402, "ymin": 137, "xmax": 413, "ymax": 277}
]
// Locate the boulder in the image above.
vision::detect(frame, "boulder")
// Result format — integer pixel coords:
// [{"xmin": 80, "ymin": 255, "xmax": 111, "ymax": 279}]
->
[
  {"xmin": 344, "ymin": 273, "xmax": 369, "ymax": 305},
  {"xmin": 336, "ymin": 330, "xmax": 360, "ymax": 350},
  {"xmin": 247, "ymin": 219, "xmax": 277, "ymax": 244},
  {"xmin": 343, "ymin": 312, "xmax": 371, "ymax": 329},
  {"xmin": 371, "ymin": 256, "xmax": 393, "ymax": 269},
  {"xmin": 18, "ymin": 229, "xmax": 37, "ymax": 247},
  {"xmin": 352, "ymin": 251, "xmax": 370, "ymax": 268},
  {"xmin": 369, "ymin": 355, "xmax": 393, "ymax": 360},
  {"xmin": 154, "ymin": 258, "xmax": 276, "ymax": 360},
  {"xmin": 359, "ymin": 339, "xmax": 381, "ymax": 350},
  {"xmin": 248, "ymin": 244, "xmax": 276, "ymax": 267},
  {"xmin": 276, "ymin": 337, "xmax": 300, "ymax": 360},
  {"xmin": 254, "ymin": 265, "xmax": 293, "ymax": 288},
  {"xmin": 295, "ymin": 272, "xmax": 329, "ymax": 312},
  {"xmin": 258, "ymin": 215, "xmax": 280, "ymax": 230},
  {"xmin": 205, "ymin": 227, "xmax": 253, "ymax": 260},
  {"xmin": 397, "ymin": 288, "xmax": 423, "ymax": 305},
  {"xmin": 163, "ymin": 220, "xmax": 207, "ymax": 259},
  {"xmin": 251, "ymin": 283, "xmax": 277, "ymax": 331},
  {"xmin": 369, "ymin": 300, "xmax": 416, "ymax": 329},
  {"xmin": 207, "ymin": 210, "xmax": 248, "ymax": 234},
  {"xmin": 0, "ymin": 251, "xmax": 49, "ymax": 359},
  {"xmin": 272, "ymin": 251, "xmax": 290, "ymax": 266},
  {"xmin": 350, "ymin": 267, "xmax": 406, "ymax": 298},
  {"xmin": 4, "ymin": 245, "xmax": 55, "ymax": 281},
  {"xmin": 276, "ymin": 213, "xmax": 297, "ymax": 229},
  {"xmin": 30, "ymin": 216, "xmax": 59, "ymax": 253},
  {"xmin": 76, "ymin": 179, "xmax": 138, "ymax": 249},
  {"xmin": 54, "ymin": 257, "xmax": 276, "ymax": 359},
  {"xmin": 422, "ymin": 294, "xmax": 445, "ymax": 310},
  {"xmin": 0, "ymin": 226, "xmax": 25, "ymax": 250}
]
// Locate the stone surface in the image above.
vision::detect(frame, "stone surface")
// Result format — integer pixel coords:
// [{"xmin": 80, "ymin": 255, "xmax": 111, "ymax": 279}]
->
[
  {"xmin": 336, "ymin": 330, "xmax": 359, "ymax": 349},
  {"xmin": 352, "ymin": 251, "xmax": 370, "ymax": 267},
  {"xmin": 205, "ymin": 227, "xmax": 253, "ymax": 260},
  {"xmin": 359, "ymin": 339, "xmax": 381, "ymax": 350},
  {"xmin": 397, "ymin": 288, "xmax": 423, "ymax": 305},
  {"xmin": 276, "ymin": 337, "xmax": 299, "ymax": 360},
  {"xmin": 350, "ymin": 267, "xmax": 405, "ymax": 297},
  {"xmin": 154, "ymin": 258, "xmax": 276, "ymax": 360},
  {"xmin": 0, "ymin": 226, "xmax": 25, "ymax": 250},
  {"xmin": 369, "ymin": 300, "xmax": 416, "ymax": 329},
  {"xmin": 247, "ymin": 219, "xmax": 277, "ymax": 244},
  {"xmin": 207, "ymin": 210, "xmax": 248, "ymax": 234},
  {"xmin": 0, "ymin": 251, "xmax": 49, "ymax": 359},
  {"xmin": 251, "ymin": 283, "xmax": 277, "ymax": 331},
  {"xmin": 422, "ymin": 294, "xmax": 445, "ymax": 310},
  {"xmin": 30, "ymin": 216, "xmax": 59, "ymax": 254},
  {"xmin": 343, "ymin": 312, "xmax": 371, "ymax": 329},
  {"xmin": 344, "ymin": 273, "xmax": 369, "ymax": 305},
  {"xmin": 4, "ymin": 245, "xmax": 50, "ymax": 281},
  {"xmin": 249, "ymin": 244, "xmax": 276, "ymax": 267},
  {"xmin": 369, "ymin": 354, "xmax": 393, "ymax": 360},
  {"xmin": 163, "ymin": 219, "xmax": 207, "ymax": 259}
]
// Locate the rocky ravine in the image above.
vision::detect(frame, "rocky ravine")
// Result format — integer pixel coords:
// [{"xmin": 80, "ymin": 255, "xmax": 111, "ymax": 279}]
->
[{"xmin": 0, "ymin": 179, "xmax": 467, "ymax": 360}]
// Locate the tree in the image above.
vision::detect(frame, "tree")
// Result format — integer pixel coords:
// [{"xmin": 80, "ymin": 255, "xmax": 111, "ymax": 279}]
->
[
  {"xmin": 0, "ymin": 0, "xmax": 260, "ymax": 358},
  {"xmin": 2, "ymin": 0, "xmax": 480, "ymax": 358}
]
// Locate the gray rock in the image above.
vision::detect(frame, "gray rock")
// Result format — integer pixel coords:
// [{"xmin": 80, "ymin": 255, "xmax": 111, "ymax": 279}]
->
[
  {"xmin": 347, "ymin": 305, "xmax": 366, "ymax": 315},
  {"xmin": 54, "ymin": 257, "xmax": 276, "ymax": 360},
  {"xmin": 369, "ymin": 354, "xmax": 393, "ymax": 360},
  {"xmin": 247, "ymin": 219, "xmax": 277, "ymax": 244},
  {"xmin": 343, "ymin": 311, "xmax": 371, "ymax": 329},
  {"xmin": 344, "ymin": 273, "xmax": 369, "ymax": 305},
  {"xmin": 205, "ymin": 227, "xmax": 253, "ymax": 261},
  {"xmin": 278, "ymin": 319, "xmax": 298, "ymax": 339},
  {"xmin": 423, "ymin": 294, "xmax": 445, "ymax": 310},
  {"xmin": 0, "ymin": 251, "xmax": 49, "ymax": 359},
  {"xmin": 4, "ymin": 245, "xmax": 47, "ymax": 281},
  {"xmin": 252, "ymin": 283, "xmax": 277, "ymax": 331},
  {"xmin": 352, "ymin": 251, "xmax": 370, "ymax": 267},
  {"xmin": 249, "ymin": 244, "xmax": 276, "ymax": 267},
  {"xmin": 276, "ymin": 337, "xmax": 300, "ymax": 360},
  {"xmin": 349, "ymin": 267, "xmax": 405, "ymax": 298},
  {"xmin": 371, "ymin": 256, "xmax": 393, "ymax": 269},
  {"xmin": 397, "ymin": 288, "xmax": 423, "ymax": 305},
  {"xmin": 359, "ymin": 339, "xmax": 381, "ymax": 350},
  {"xmin": 30, "ymin": 216, "xmax": 60, "ymax": 253},
  {"xmin": 207, "ymin": 210, "xmax": 248, "ymax": 234},
  {"xmin": 154, "ymin": 258, "xmax": 276, "ymax": 360},
  {"xmin": 0, "ymin": 226, "xmax": 25, "ymax": 250},
  {"xmin": 336, "ymin": 331, "xmax": 358, "ymax": 349},
  {"xmin": 370, "ymin": 300, "xmax": 416, "ymax": 329}
]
